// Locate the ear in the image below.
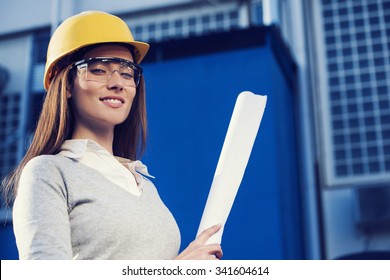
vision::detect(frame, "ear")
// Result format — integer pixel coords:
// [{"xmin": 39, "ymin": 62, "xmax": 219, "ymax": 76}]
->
[{"xmin": 66, "ymin": 89, "xmax": 72, "ymax": 99}]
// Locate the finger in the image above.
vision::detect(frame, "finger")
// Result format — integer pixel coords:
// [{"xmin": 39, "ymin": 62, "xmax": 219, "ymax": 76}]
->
[
  {"xmin": 207, "ymin": 244, "xmax": 223, "ymax": 260},
  {"xmin": 214, "ymin": 249, "xmax": 223, "ymax": 260},
  {"xmin": 197, "ymin": 224, "xmax": 222, "ymax": 244}
]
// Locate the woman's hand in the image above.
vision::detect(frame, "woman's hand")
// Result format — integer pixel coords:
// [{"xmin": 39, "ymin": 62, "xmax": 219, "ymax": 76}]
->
[{"xmin": 175, "ymin": 224, "xmax": 223, "ymax": 260}]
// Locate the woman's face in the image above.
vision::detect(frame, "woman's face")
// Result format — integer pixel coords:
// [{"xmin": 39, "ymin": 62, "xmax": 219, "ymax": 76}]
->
[{"xmin": 70, "ymin": 44, "xmax": 137, "ymax": 133}]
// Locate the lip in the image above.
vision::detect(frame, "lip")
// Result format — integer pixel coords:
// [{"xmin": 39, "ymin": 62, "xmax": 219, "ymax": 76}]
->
[{"xmin": 99, "ymin": 96, "xmax": 125, "ymax": 108}]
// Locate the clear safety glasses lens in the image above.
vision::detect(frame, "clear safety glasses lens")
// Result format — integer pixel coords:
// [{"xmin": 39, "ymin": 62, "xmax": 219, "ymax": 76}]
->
[{"xmin": 74, "ymin": 57, "xmax": 142, "ymax": 87}]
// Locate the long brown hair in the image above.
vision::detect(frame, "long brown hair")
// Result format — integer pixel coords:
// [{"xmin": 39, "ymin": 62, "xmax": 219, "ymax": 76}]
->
[{"xmin": 2, "ymin": 47, "xmax": 148, "ymax": 205}]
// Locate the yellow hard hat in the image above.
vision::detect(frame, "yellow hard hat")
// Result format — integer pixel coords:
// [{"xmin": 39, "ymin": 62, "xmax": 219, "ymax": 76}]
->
[{"xmin": 44, "ymin": 11, "xmax": 149, "ymax": 90}]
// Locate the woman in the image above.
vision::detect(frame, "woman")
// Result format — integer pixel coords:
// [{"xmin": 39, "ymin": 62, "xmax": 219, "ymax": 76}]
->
[{"xmin": 3, "ymin": 11, "xmax": 222, "ymax": 260}]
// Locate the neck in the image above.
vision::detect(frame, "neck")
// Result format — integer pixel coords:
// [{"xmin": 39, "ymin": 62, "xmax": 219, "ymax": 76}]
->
[{"xmin": 72, "ymin": 124, "xmax": 115, "ymax": 154}]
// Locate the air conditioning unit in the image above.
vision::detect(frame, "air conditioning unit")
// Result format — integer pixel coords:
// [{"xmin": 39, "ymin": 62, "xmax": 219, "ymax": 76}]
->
[{"xmin": 354, "ymin": 185, "xmax": 390, "ymax": 231}]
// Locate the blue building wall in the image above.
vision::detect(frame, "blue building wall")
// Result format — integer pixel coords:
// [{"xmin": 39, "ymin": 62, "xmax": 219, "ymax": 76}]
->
[
  {"xmin": 142, "ymin": 26, "xmax": 302, "ymax": 259},
  {"xmin": 0, "ymin": 26, "xmax": 302, "ymax": 260},
  {"xmin": 0, "ymin": 222, "xmax": 18, "ymax": 260}
]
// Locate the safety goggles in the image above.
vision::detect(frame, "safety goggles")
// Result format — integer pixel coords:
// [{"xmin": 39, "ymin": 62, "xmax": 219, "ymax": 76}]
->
[{"xmin": 72, "ymin": 57, "xmax": 143, "ymax": 87}]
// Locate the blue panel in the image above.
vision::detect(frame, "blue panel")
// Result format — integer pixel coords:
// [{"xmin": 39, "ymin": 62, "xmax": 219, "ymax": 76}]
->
[
  {"xmin": 0, "ymin": 223, "xmax": 18, "ymax": 259},
  {"xmin": 142, "ymin": 45, "xmax": 302, "ymax": 259}
]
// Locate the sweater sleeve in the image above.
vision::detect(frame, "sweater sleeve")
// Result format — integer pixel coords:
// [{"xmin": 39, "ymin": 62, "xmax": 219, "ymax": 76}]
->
[{"xmin": 12, "ymin": 156, "xmax": 73, "ymax": 259}]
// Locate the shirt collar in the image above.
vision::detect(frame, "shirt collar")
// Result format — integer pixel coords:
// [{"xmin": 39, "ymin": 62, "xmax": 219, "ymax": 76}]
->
[
  {"xmin": 59, "ymin": 139, "xmax": 99, "ymax": 159},
  {"xmin": 59, "ymin": 139, "xmax": 154, "ymax": 178},
  {"xmin": 115, "ymin": 156, "xmax": 155, "ymax": 179}
]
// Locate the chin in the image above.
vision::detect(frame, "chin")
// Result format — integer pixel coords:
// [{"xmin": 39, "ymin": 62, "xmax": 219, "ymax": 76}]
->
[
  {"xmin": 103, "ymin": 113, "xmax": 129, "ymax": 125},
  {"xmin": 111, "ymin": 118, "xmax": 128, "ymax": 126}
]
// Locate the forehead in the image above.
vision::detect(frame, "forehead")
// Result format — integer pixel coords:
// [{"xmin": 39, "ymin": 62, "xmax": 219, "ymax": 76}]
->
[{"xmin": 82, "ymin": 44, "xmax": 134, "ymax": 62}]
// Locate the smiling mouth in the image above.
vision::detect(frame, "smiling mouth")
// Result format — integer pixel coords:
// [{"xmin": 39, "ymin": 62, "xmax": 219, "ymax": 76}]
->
[
  {"xmin": 99, "ymin": 97, "xmax": 125, "ymax": 104},
  {"xmin": 99, "ymin": 97, "xmax": 125, "ymax": 108}
]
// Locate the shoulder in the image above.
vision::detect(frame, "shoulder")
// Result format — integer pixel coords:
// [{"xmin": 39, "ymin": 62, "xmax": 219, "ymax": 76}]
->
[
  {"xmin": 141, "ymin": 179, "xmax": 162, "ymax": 199},
  {"xmin": 17, "ymin": 155, "xmax": 72, "ymax": 202},
  {"xmin": 22, "ymin": 154, "xmax": 73, "ymax": 177}
]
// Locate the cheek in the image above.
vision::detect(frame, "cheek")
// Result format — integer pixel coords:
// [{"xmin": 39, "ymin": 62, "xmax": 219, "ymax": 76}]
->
[
  {"xmin": 70, "ymin": 82, "xmax": 98, "ymax": 115},
  {"xmin": 72, "ymin": 78, "xmax": 98, "ymax": 100},
  {"xmin": 127, "ymin": 89, "xmax": 137, "ymax": 106},
  {"xmin": 75, "ymin": 78, "xmax": 91, "ymax": 91},
  {"xmin": 130, "ymin": 90, "xmax": 137, "ymax": 102},
  {"xmin": 70, "ymin": 94, "xmax": 86, "ymax": 118}
]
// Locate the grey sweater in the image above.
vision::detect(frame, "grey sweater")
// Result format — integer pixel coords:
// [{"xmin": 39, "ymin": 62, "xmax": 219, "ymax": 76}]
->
[{"xmin": 13, "ymin": 155, "xmax": 181, "ymax": 259}]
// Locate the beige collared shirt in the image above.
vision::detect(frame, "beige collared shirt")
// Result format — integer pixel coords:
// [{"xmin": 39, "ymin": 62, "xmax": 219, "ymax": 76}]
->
[{"xmin": 58, "ymin": 139, "xmax": 154, "ymax": 197}]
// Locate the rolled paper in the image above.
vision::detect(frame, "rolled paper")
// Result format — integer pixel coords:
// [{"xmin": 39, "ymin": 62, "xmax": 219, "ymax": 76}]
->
[{"xmin": 196, "ymin": 91, "xmax": 267, "ymax": 244}]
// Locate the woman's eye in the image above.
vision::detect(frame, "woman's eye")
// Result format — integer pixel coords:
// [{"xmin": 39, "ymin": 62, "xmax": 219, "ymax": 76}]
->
[
  {"xmin": 89, "ymin": 68, "xmax": 107, "ymax": 75},
  {"xmin": 121, "ymin": 73, "xmax": 134, "ymax": 80}
]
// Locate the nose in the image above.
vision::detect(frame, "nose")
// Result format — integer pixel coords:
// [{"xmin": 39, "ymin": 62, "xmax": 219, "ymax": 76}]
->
[{"xmin": 106, "ymin": 70, "xmax": 124, "ymax": 91}]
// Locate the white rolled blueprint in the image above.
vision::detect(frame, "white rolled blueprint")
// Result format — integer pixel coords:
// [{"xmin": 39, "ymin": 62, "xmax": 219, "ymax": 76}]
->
[{"xmin": 196, "ymin": 91, "xmax": 267, "ymax": 244}]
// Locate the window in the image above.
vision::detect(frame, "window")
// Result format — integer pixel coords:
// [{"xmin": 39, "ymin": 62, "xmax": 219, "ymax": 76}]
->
[
  {"xmin": 0, "ymin": 94, "xmax": 21, "ymax": 181},
  {"xmin": 161, "ymin": 21, "xmax": 170, "ymax": 40},
  {"xmin": 317, "ymin": 0, "xmax": 390, "ymax": 185},
  {"xmin": 188, "ymin": 17, "xmax": 197, "ymax": 36},
  {"xmin": 124, "ymin": 2, "xmax": 247, "ymax": 43},
  {"xmin": 202, "ymin": 15, "xmax": 211, "ymax": 33}
]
